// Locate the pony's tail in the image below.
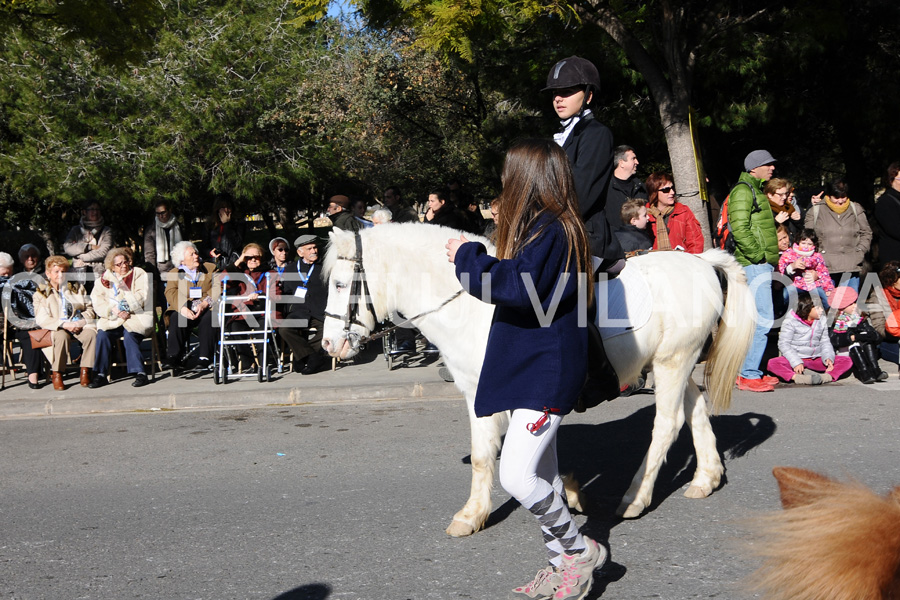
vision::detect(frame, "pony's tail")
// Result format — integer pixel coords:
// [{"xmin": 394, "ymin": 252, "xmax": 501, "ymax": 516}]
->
[
  {"xmin": 747, "ymin": 467, "xmax": 900, "ymax": 600},
  {"xmin": 697, "ymin": 249, "xmax": 754, "ymax": 414}
]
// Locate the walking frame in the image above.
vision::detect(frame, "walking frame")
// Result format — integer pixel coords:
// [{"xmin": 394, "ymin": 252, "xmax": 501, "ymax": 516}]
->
[{"xmin": 213, "ymin": 273, "xmax": 283, "ymax": 384}]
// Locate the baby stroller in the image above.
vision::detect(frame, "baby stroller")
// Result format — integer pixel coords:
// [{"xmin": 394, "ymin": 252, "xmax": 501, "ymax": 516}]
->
[{"xmin": 213, "ymin": 273, "xmax": 282, "ymax": 384}]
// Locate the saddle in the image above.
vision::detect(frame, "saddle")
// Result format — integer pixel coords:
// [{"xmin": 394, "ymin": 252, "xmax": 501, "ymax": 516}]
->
[
  {"xmin": 575, "ymin": 257, "xmax": 624, "ymax": 412},
  {"xmin": 575, "ymin": 320, "xmax": 621, "ymax": 412}
]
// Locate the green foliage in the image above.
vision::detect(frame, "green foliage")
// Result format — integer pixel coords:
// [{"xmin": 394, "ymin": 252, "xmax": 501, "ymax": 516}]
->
[
  {"xmin": 0, "ymin": 0, "xmax": 164, "ymax": 67},
  {"xmin": 0, "ymin": 0, "xmax": 341, "ymax": 243}
]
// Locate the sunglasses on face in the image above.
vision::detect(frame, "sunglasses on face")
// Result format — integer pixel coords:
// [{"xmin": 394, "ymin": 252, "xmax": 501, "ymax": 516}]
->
[{"xmin": 659, "ymin": 186, "xmax": 675, "ymax": 194}]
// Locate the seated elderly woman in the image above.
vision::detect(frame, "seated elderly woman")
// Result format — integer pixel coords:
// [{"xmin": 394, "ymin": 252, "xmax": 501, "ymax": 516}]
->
[
  {"xmin": 88, "ymin": 248, "xmax": 154, "ymax": 388},
  {"xmin": 164, "ymin": 241, "xmax": 219, "ymax": 371},
  {"xmin": 4, "ymin": 250, "xmax": 45, "ymax": 388},
  {"xmin": 0, "ymin": 251, "xmax": 13, "ymax": 278},
  {"xmin": 18, "ymin": 243, "xmax": 44, "ymax": 275},
  {"xmin": 33, "ymin": 255, "xmax": 97, "ymax": 390}
]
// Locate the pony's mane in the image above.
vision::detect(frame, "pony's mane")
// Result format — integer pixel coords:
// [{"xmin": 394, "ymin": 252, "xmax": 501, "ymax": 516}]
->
[
  {"xmin": 322, "ymin": 223, "xmax": 495, "ymax": 321},
  {"xmin": 323, "ymin": 223, "xmax": 494, "ymax": 277},
  {"xmin": 748, "ymin": 468, "xmax": 900, "ymax": 600}
]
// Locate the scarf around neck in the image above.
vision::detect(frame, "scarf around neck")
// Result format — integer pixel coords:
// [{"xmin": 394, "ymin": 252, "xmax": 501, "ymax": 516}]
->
[
  {"xmin": 80, "ymin": 215, "xmax": 105, "ymax": 236},
  {"xmin": 648, "ymin": 203, "xmax": 675, "ymax": 251},
  {"xmin": 792, "ymin": 244, "xmax": 814, "ymax": 258},
  {"xmin": 101, "ymin": 270, "xmax": 134, "ymax": 291},
  {"xmin": 825, "ymin": 196, "xmax": 852, "ymax": 214},
  {"xmin": 769, "ymin": 199, "xmax": 795, "ymax": 215},
  {"xmin": 154, "ymin": 214, "xmax": 183, "ymax": 264}
]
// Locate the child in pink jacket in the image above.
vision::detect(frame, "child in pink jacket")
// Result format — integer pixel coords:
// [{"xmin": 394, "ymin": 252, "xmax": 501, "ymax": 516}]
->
[{"xmin": 778, "ymin": 228, "xmax": 834, "ymax": 308}]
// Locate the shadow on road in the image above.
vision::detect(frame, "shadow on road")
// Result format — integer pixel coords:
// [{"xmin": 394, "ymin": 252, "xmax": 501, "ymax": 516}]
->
[
  {"xmin": 271, "ymin": 583, "xmax": 331, "ymax": 599},
  {"xmin": 556, "ymin": 405, "xmax": 777, "ymax": 519},
  {"xmin": 477, "ymin": 404, "xmax": 776, "ymax": 537}
]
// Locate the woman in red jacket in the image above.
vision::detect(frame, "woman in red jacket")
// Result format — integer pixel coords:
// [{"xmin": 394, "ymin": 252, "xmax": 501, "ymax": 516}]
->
[{"xmin": 645, "ymin": 172, "xmax": 704, "ymax": 253}]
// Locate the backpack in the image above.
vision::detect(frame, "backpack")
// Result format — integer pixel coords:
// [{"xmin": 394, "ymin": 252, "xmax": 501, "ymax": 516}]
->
[{"xmin": 714, "ymin": 181, "xmax": 760, "ymax": 253}]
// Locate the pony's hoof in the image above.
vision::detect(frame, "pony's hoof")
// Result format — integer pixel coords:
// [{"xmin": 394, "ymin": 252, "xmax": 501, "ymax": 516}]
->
[
  {"xmin": 684, "ymin": 483, "xmax": 712, "ymax": 499},
  {"xmin": 562, "ymin": 473, "xmax": 585, "ymax": 513},
  {"xmin": 446, "ymin": 519, "xmax": 478, "ymax": 537},
  {"xmin": 617, "ymin": 501, "xmax": 645, "ymax": 519}
]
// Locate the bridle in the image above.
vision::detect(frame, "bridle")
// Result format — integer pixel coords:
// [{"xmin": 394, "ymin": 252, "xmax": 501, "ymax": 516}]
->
[{"xmin": 324, "ymin": 232, "xmax": 464, "ymax": 350}]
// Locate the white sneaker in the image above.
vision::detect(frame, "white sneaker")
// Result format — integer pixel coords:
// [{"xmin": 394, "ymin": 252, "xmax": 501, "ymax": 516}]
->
[
  {"xmin": 509, "ymin": 566, "xmax": 561, "ymax": 600},
  {"xmin": 552, "ymin": 536, "xmax": 608, "ymax": 600}
]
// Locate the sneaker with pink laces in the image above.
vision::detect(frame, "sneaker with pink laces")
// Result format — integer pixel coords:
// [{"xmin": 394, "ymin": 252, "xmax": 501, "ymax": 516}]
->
[
  {"xmin": 509, "ymin": 566, "xmax": 561, "ymax": 599},
  {"xmin": 552, "ymin": 536, "xmax": 608, "ymax": 600}
]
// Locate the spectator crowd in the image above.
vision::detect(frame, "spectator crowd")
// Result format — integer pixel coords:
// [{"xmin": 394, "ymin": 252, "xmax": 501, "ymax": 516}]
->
[
  {"xmin": 0, "ymin": 184, "xmax": 491, "ymax": 393},
  {"xmin": 1, "ymin": 148, "xmax": 899, "ymax": 398}
]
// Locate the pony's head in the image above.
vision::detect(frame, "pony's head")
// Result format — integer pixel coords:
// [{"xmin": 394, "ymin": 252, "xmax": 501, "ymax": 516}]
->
[
  {"xmin": 748, "ymin": 467, "xmax": 900, "ymax": 600},
  {"xmin": 321, "ymin": 228, "xmax": 378, "ymax": 360}
]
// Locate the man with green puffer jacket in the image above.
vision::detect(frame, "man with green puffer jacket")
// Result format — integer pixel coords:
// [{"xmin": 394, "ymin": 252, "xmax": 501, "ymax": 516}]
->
[{"xmin": 732, "ymin": 150, "xmax": 780, "ymax": 392}]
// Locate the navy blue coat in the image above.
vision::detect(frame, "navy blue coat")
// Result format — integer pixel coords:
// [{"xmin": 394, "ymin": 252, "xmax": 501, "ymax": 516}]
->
[{"xmin": 454, "ymin": 219, "xmax": 588, "ymax": 417}]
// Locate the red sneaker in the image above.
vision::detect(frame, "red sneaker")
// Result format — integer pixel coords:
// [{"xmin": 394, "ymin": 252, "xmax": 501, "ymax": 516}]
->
[
  {"xmin": 761, "ymin": 375, "xmax": 779, "ymax": 386},
  {"xmin": 736, "ymin": 376, "xmax": 775, "ymax": 392}
]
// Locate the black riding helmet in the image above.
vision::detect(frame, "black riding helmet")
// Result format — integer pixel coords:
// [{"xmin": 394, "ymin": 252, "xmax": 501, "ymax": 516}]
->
[{"xmin": 543, "ymin": 56, "xmax": 601, "ymax": 115}]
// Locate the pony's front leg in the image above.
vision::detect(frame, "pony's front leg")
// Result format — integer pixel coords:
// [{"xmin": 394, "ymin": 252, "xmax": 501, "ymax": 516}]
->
[
  {"xmin": 682, "ymin": 379, "xmax": 724, "ymax": 499},
  {"xmin": 617, "ymin": 366, "xmax": 687, "ymax": 518},
  {"xmin": 446, "ymin": 408, "xmax": 507, "ymax": 537}
]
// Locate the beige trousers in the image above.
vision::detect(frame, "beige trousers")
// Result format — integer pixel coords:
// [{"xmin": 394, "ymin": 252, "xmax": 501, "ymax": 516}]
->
[{"xmin": 50, "ymin": 328, "xmax": 97, "ymax": 371}]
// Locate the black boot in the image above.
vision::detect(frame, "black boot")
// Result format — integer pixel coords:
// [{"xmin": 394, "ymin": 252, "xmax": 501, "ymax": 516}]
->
[
  {"xmin": 861, "ymin": 343, "xmax": 889, "ymax": 382},
  {"xmin": 301, "ymin": 350, "xmax": 330, "ymax": 375},
  {"xmin": 848, "ymin": 345, "xmax": 877, "ymax": 384}
]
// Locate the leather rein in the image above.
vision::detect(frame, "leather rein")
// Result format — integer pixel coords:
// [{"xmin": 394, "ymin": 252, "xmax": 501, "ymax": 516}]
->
[{"xmin": 323, "ymin": 232, "xmax": 464, "ymax": 349}]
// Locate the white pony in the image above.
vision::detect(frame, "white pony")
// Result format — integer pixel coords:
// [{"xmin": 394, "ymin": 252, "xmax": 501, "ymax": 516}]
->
[{"xmin": 321, "ymin": 223, "xmax": 754, "ymax": 537}]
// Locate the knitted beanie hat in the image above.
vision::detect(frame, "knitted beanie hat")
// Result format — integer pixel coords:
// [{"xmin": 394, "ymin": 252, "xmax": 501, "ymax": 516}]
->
[{"xmin": 827, "ymin": 286, "xmax": 858, "ymax": 310}]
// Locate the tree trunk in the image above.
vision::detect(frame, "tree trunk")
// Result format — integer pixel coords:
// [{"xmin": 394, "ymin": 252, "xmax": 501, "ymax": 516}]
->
[
  {"xmin": 584, "ymin": 3, "xmax": 711, "ymax": 248},
  {"xmin": 663, "ymin": 117, "xmax": 710, "ymax": 248}
]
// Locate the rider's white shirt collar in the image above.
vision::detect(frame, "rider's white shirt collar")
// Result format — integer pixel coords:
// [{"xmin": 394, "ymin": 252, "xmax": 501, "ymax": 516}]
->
[{"xmin": 553, "ymin": 109, "xmax": 591, "ymax": 147}]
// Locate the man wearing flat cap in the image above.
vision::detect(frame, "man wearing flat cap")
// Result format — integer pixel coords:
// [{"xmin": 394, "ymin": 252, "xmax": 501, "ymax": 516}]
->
[
  {"xmin": 277, "ymin": 234, "xmax": 330, "ymax": 374},
  {"xmin": 732, "ymin": 149, "xmax": 780, "ymax": 393},
  {"xmin": 326, "ymin": 194, "xmax": 361, "ymax": 233}
]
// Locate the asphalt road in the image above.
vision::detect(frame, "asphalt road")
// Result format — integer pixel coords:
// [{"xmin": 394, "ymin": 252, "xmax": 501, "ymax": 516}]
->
[{"xmin": 1, "ymin": 379, "xmax": 897, "ymax": 600}]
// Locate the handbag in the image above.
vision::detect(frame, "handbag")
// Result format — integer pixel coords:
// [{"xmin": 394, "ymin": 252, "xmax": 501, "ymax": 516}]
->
[{"xmin": 28, "ymin": 328, "xmax": 53, "ymax": 349}]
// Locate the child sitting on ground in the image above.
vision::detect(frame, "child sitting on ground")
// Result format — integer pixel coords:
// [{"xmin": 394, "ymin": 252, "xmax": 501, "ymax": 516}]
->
[
  {"xmin": 614, "ymin": 198, "xmax": 654, "ymax": 254},
  {"xmin": 778, "ymin": 228, "xmax": 834, "ymax": 308},
  {"xmin": 767, "ymin": 291, "xmax": 853, "ymax": 385},
  {"xmin": 827, "ymin": 286, "xmax": 888, "ymax": 384}
]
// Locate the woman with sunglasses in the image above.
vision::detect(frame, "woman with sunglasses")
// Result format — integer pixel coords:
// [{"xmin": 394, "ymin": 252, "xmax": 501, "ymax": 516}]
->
[
  {"xmin": 89, "ymin": 247, "xmax": 153, "ymax": 388},
  {"xmin": 645, "ymin": 172, "xmax": 704, "ymax": 253},
  {"xmin": 223, "ymin": 243, "xmax": 271, "ymax": 372}
]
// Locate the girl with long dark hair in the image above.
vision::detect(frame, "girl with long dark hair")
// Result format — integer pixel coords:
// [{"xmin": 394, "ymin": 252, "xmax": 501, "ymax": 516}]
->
[{"xmin": 446, "ymin": 139, "xmax": 606, "ymax": 600}]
